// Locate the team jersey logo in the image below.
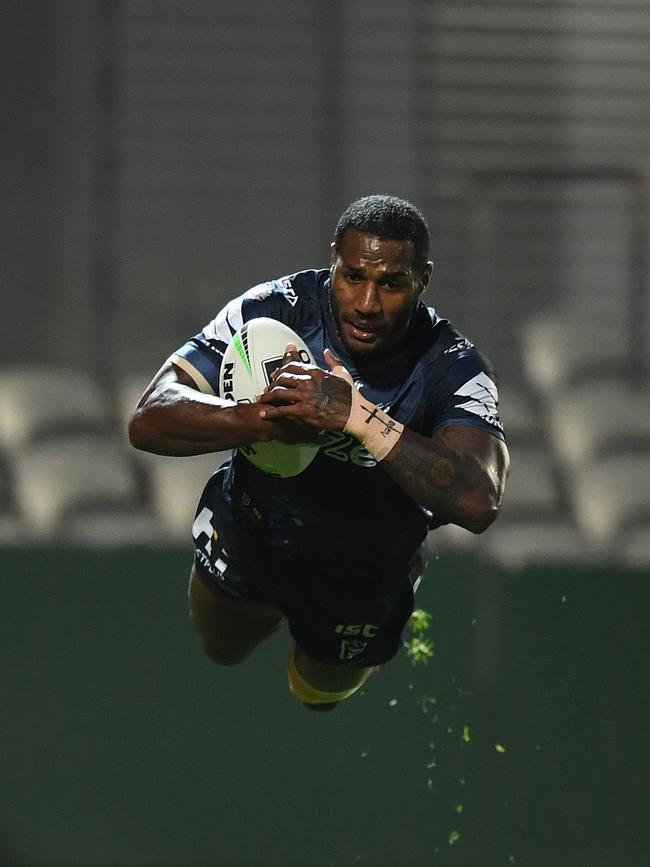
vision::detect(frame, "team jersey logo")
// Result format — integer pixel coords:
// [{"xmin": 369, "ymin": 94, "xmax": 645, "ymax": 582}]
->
[
  {"xmin": 280, "ymin": 277, "xmax": 299, "ymax": 307},
  {"xmin": 453, "ymin": 373, "xmax": 503, "ymax": 430},
  {"xmin": 443, "ymin": 338, "xmax": 473, "ymax": 355}
]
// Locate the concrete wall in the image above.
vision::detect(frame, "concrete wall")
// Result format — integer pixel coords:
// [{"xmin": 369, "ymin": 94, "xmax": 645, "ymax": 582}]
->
[
  {"xmin": 2, "ymin": 1, "xmax": 648, "ymax": 378},
  {"xmin": 1, "ymin": 549, "xmax": 647, "ymax": 867}
]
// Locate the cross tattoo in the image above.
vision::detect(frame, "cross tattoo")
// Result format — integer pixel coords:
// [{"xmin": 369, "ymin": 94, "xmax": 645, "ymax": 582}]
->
[{"xmin": 361, "ymin": 401, "xmax": 399, "ymax": 437}]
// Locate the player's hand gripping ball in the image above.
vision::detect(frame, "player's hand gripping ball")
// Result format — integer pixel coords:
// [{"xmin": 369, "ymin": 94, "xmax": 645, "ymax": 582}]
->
[{"xmin": 219, "ymin": 318, "xmax": 320, "ymax": 477}]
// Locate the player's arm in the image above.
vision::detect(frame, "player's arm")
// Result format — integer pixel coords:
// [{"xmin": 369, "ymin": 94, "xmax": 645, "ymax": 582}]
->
[
  {"xmin": 128, "ymin": 359, "xmax": 314, "ymax": 457},
  {"xmin": 259, "ymin": 347, "xmax": 509, "ymax": 533},
  {"xmin": 379, "ymin": 422, "xmax": 508, "ymax": 534}
]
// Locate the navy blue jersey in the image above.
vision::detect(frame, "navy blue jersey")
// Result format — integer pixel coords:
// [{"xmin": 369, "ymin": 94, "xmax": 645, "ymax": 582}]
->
[{"xmin": 172, "ymin": 269, "xmax": 505, "ymax": 572}]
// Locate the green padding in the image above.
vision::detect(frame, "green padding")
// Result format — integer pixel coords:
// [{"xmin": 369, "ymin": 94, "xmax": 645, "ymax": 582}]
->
[{"xmin": 0, "ymin": 548, "xmax": 647, "ymax": 867}]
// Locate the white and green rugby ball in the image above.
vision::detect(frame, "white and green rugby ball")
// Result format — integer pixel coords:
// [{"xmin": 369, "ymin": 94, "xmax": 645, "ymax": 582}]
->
[{"xmin": 219, "ymin": 317, "xmax": 320, "ymax": 478}]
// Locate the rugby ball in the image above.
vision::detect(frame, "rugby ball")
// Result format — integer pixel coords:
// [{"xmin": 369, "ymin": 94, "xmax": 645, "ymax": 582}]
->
[{"xmin": 219, "ymin": 317, "xmax": 320, "ymax": 477}]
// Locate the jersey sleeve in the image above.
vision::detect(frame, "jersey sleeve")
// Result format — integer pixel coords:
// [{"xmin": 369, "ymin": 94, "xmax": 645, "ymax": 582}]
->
[
  {"xmin": 169, "ymin": 277, "xmax": 302, "ymax": 395},
  {"xmin": 428, "ymin": 348, "xmax": 506, "ymax": 441},
  {"xmin": 170, "ymin": 295, "xmax": 243, "ymax": 395}
]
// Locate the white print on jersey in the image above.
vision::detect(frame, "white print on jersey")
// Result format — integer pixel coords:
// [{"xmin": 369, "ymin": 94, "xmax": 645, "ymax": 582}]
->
[
  {"xmin": 339, "ymin": 639, "xmax": 368, "ymax": 661},
  {"xmin": 203, "ymin": 282, "xmax": 276, "ymax": 344},
  {"xmin": 280, "ymin": 278, "xmax": 299, "ymax": 307},
  {"xmin": 204, "ymin": 277, "xmax": 304, "ymax": 344},
  {"xmin": 443, "ymin": 338, "xmax": 473, "ymax": 355},
  {"xmin": 453, "ymin": 373, "xmax": 503, "ymax": 430},
  {"xmin": 192, "ymin": 506, "xmax": 215, "ymax": 555}
]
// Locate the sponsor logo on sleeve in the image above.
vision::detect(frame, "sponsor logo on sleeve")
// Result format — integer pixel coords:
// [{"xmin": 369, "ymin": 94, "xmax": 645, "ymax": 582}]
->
[
  {"xmin": 280, "ymin": 278, "xmax": 299, "ymax": 307},
  {"xmin": 453, "ymin": 372, "xmax": 504, "ymax": 430},
  {"xmin": 443, "ymin": 338, "xmax": 474, "ymax": 355}
]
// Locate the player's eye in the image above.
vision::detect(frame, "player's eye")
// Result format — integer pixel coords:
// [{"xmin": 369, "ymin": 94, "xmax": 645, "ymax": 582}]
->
[{"xmin": 345, "ymin": 271, "xmax": 363, "ymax": 283}]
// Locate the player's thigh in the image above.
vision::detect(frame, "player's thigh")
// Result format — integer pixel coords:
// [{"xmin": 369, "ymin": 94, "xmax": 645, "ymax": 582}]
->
[
  {"xmin": 188, "ymin": 567, "xmax": 285, "ymax": 663},
  {"xmin": 286, "ymin": 542, "xmax": 427, "ymax": 673}
]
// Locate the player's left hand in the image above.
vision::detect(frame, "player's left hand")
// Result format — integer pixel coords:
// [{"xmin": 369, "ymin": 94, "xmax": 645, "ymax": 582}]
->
[{"xmin": 259, "ymin": 345, "xmax": 353, "ymax": 432}]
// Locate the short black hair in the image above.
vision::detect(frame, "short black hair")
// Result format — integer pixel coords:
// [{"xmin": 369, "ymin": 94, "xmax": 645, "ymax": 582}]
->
[{"xmin": 333, "ymin": 194, "xmax": 430, "ymax": 267}]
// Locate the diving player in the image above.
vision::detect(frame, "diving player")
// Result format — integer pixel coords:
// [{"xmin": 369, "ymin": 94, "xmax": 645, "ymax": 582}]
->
[{"xmin": 128, "ymin": 195, "xmax": 510, "ymax": 711}]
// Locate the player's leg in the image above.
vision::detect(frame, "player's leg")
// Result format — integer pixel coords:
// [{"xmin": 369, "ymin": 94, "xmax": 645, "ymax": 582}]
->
[
  {"xmin": 189, "ymin": 566, "xmax": 285, "ymax": 665},
  {"xmin": 290, "ymin": 642, "xmax": 376, "ymax": 712},
  {"xmin": 286, "ymin": 542, "xmax": 428, "ymax": 711},
  {"xmin": 190, "ymin": 467, "xmax": 286, "ymax": 665}
]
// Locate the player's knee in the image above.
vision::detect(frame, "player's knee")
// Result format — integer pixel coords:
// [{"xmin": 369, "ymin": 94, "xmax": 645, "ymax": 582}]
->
[
  {"xmin": 198, "ymin": 638, "xmax": 250, "ymax": 667},
  {"xmin": 287, "ymin": 643, "xmax": 371, "ymax": 708}
]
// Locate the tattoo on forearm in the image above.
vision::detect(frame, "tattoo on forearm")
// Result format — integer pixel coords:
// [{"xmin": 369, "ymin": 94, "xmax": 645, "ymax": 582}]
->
[
  {"xmin": 385, "ymin": 425, "xmax": 491, "ymax": 515},
  {"xmin": 429, "ymin": 456, "xmax": 455, "ymax": 487}
]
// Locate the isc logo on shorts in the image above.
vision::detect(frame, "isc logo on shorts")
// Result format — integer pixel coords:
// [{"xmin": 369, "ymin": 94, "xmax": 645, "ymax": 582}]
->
[
  {"xmin": 335, "ymin": 624, "xmax": 379, "ymax": 661},
  {"xmin": 334, "ymin": 623, "xmax": 378, "ymax": 638}
]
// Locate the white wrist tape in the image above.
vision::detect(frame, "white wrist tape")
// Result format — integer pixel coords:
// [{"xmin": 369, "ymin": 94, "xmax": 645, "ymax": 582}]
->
[{"xmin": 336, "ymin": 369, "xmax": 404, "ymax": 461}]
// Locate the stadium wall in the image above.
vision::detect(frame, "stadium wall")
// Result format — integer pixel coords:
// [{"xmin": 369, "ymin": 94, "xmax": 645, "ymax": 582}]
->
[{"xmin": 0, "ymin": 549, "xmax": 647, "ymax": 867}]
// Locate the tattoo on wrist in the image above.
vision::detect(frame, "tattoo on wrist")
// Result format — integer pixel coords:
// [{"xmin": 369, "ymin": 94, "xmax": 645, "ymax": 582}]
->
[{"xmin": 344, "ymin": 393, "xmax": 404, "ymax": 460}]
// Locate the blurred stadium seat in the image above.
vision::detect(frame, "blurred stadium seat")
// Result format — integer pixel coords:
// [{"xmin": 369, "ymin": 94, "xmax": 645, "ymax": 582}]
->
[
  {"xmin": 480, "ymin": 519, "xmax": 590, "ymax": 569},
  {"xmin": 143, "ymin": 451, "xmax": 227, "ymax": 542},
  {"xmin": 118, "ymin": 368, "xmax": 231, "ymax": 540},
  {"xmin": 0, "ymin": 357, "xmax": 646, "ymax": 567},
  {"xmin": 547, "ymin": 380, "xmax": 650, "ymax": 467},
  {"xmin": 12, "ymin": 435, "xmax": 147, "ymax": 540},
  {"xmin": 495, "ymin": 383, "xmax": 542, "ymax": 444},
  {"xmin": 571, "ymin": 454, "xmax": 650, "ymax": 550},
  {"xmin": 0, "ymin": 367, "xmax": 111, "ymax": 449},
  {"xmin": 498, "ymin": 443, "xmax": 563, "ymax": 516},
  {"xmin": 0, "ymin": 454, "xmax": 26, "ymax": 544},
  {"xmin": 521, "ymin": 318, "xmax": 628, "ymax": 394},
  {"xmin": 116, "ymin": 371, "xmax": 154, "ymax": 437},
  {"xmin": 477, "ymin": 441, "xmax": 589, "ymax": 567},
  {"xmin": 61, "ymin": 506, "xmax": 160, "ymax": 547},
  {"xmin": 0, "ymin": 363, "xmax": 231, "ymax": 546},
  {"xmin": 428, "ymin": 522, "xmax": 478, "ymax": 554},
  {"xmin": 620, "ymin": 527, "xmax": 650, "ymax": 567}
]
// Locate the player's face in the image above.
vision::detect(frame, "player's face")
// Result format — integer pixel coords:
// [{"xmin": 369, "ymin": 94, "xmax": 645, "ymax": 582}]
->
[{"xmin": 329, "ymin": 228, "xmax": 432, "ymax": 359}]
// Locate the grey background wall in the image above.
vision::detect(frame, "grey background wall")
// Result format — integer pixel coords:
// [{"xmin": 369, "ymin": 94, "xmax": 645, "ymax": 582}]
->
[{"xmin": 2, "ymin": 0, "xmax": 649, "ymax": 378}]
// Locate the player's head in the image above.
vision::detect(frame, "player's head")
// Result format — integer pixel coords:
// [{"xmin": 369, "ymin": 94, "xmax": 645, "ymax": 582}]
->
[
  {"xmin": 329, "ymin": 195, "xmax": 433, "ymax": 359},
  {"xmin": 333, "ymin": 194, "xmax": 430, "ymax": 269}
]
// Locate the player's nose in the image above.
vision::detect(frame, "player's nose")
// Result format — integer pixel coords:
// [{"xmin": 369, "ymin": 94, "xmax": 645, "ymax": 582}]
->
[{"xmin": 354, "ymin": 282, "xmax": 381, "ymax": 316}]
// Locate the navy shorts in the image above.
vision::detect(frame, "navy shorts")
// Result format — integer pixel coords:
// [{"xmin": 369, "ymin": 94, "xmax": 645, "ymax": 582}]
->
[{"xmin": 191, "ymin": 470, "xmax": 427, "ymax": 668}]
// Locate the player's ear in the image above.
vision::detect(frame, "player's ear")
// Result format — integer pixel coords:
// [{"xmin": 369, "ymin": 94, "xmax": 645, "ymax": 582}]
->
[
  {"xmin": 329, "ymin": 242, "xmax": 337, "ymax": 268},
  {"xmin": 418, "ymin": 261, "xmax": 434, "ymax": 294}
]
